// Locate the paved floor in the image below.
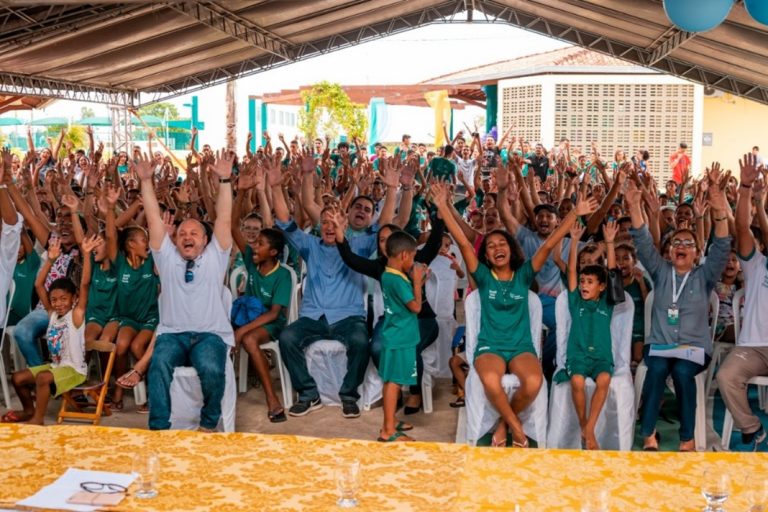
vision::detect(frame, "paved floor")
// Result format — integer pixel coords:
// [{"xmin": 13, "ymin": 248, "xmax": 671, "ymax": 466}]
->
[{"xmin": 2, "ymin": 374, "xmax": 463, "ymax": 444}]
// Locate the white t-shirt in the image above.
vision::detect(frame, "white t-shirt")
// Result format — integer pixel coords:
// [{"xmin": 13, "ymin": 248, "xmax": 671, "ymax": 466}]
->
[
  {"xmin": 737, "ymin": 249, "xmax": 768, "ymax": 347},
  {"xmin": 456, "ymin": 157, "xmax": 475, "ymax": 185},
  {"xmin": 152, "ymin": 234, "xmax": 235, "ymax": 346},
  {"xmin": 0, "ymin": 214, "xmax": 22, "ymax": 323}
]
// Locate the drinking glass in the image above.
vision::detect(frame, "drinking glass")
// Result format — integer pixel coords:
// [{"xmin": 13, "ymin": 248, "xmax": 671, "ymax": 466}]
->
[
  {"xmin": 132, "ymin": 452, "xmax": 160, "ymax": 499},
  {"xmin": 335, "ymin": 460, "xmax": 361, "ymax": 508},
  {"xmin": 701, "ymin": 469, "xmax": 730, "ymax": 511}
]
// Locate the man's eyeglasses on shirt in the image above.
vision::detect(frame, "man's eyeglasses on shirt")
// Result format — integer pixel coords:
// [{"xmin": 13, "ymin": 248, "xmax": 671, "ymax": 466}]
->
[
  {"xmin": 185, "ymin": 259, "xmax": 195, "ymax": 283},
  {"xmin": 671, "ymin": 239, "xmax": 696, "ymax": 249}
]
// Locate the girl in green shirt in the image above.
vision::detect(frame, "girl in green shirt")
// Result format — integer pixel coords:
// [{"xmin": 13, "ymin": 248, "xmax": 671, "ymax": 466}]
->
[{"xmin": 431, "ymin": 181, "xmax": 598, "ymax": 448}]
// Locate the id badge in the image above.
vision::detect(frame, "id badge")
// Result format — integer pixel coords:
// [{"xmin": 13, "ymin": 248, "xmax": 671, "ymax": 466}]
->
[{"xmin": 667, "ymin": 304, "xmax": 679, "ymax": 325}]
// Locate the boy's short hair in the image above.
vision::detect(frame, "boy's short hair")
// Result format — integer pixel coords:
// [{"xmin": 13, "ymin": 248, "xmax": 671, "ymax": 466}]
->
[
  {"xmin": 579, "ymin": 264, "xmax": 608, "ymax": 285},
  {"xmin": 49, "ymin": 277, "xmax": 77, "ymax": 296},
  {"xmin": 385, "ymin": 231, "xmax": 418, "ymax": 258},
  {"xmin": 615, "ymin": 242, "xmax": 637, "ymax": 259},
  {"xmin": 260, "ymin": 228, "xmax": 285, "ymax": 258}
]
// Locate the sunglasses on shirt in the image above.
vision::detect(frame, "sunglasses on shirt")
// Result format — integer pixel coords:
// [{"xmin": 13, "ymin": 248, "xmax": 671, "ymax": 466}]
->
[{"xmin": 185, "ymin": 259, "xmax": 195, "ymax": 283}]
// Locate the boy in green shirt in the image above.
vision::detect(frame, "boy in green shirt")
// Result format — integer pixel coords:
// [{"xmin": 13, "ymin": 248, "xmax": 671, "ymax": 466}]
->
[
  {"xmin": 559, "ymin": 221, "xmax": 619, "ymax": 450},
  {"xmin": 236, "ymin": 228, "xmax": 292, "ymax": 423},
  {"xmin": 377, "ymin": 231, "xmax": 426, "ymax": 442}
]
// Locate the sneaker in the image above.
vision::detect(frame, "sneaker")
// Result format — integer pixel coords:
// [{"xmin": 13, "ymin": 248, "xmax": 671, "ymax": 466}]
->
[
  {"xmin": 288, "ymin": 397, "xmax": 322, "ymax": 417},
  {"xmin": 749, "ymin": 427, "xmax": 767, "ymax": 452},
  {"xmin": 341, "ymin": 400, "xmax": 360, "ymax": 418}
]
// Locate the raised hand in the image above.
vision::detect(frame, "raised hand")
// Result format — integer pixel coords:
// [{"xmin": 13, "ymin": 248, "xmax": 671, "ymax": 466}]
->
[
  {"xmin": 134, "ymin": 152, "xmax": 155, "ymax": 181},
  {"xmin": 0, "ymin": 146, "xmax": 12, "ymax": 179},
  {"xmin": 693, "ymin": 194, "xmax": 708, "ymax": 219},
  {"xmin": 47, "ymin": 235, "xmax": 62, "ymax": 261},
  {"xmin": 330, "ymin": 208, "xmax": 348, "ymax": 242},
  {"xmin": 570, "ymin": 221, "xmax": 585, "ymax": 242},
  {"xmin": 574, "ymin": 191, "xmax": 599, "ymax": 216},
  {"xmin": 495, "ymin": 164, "xmax": 509, "ymax": 190},
  {"xmin": 80, "ymin": 234, "xmax": 103, "ymax": 254},
  {"xmin": 61, "ymin": 194, "xmax": 80, "ymax": 212},
  {"xmin": 400, "ymin": 157, "xmax": 417, "ymax": 187},
  {"xmin": 266, "ymin": 154, "xmax": 283, "ymax": 187},
  {"xmin": 300, "ymin": 147, "xmax": 316, "ymax": 174},
  {"xmin": 739, "ymin": 153, "xmax": 760, "ymax": 187},
  {"xmin": 411, "ymin": 262, "xmax": 427, "ymax": 285},
  {"xmin": 213, "ymin": 148, "xmax": 235, "ymax": 179},
  {"xmin": 602, "ymin": 219, "xmax": 618, "ymax": 243},
  {"xmin": 162, "ymin": 210, "xmax": 175, "ymax": 237},
  {"xmin": 625, "ymin": 180, "xmax": 642, "ymax": 207},
  {"xmin": 428, "ymin": 181, "xmax": 449, "ymax": 207},
  {"xmin": 381, "ymin": 159, "xmax": 401, "ymax": 188}
]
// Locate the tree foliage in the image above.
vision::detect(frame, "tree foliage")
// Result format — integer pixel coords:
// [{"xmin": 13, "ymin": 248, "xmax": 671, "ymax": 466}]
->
[
  {"xmin": 80, "ymin": 106, "xmax": 95, "ymax": 119},
  {"xmin": 139, "ymin": 102, "xmax": 180, "ymax": 120},
  {"xmin": 45, "ymin": 125, "xmax": 88, "ymax": 159},
  {"xmin": 298, "ymin": 82, "xmax": 368, "ymax": 141}
]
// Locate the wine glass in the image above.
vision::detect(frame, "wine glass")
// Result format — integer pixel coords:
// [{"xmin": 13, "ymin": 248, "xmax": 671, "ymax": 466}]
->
[{"xmin": 701, "ymin": 469, "xmax": 730, "ymax": 512}]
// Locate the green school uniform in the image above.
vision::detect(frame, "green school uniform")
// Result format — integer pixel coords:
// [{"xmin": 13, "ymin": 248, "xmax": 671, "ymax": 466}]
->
[
  {"xmin": 428, "ymin": 156, "xmax": 457, "ymax": 182},
  {"xmin": 624, "ymin": 277, "xmax": 652, "ymax": 343},
  {"xmin": 243, "ymin": 247, "xmax": 292, "ymax": 339},
  {"xmin": 471, "ymin": 261, "xmax": 537, "ymax": 363},
  {"xmin": 86, "ymin": 255, "xmax": 118, "ymax": 327},
  {"xmin": 379, "ymin": 268, "xmax": 419, "ymax": 385},
  {"xmin": 9, "ymin": 251, "xmax": 41, "ymax": 326},
  {"xmin": 562, "ymin": 289, "xmax": 614, "ymax": 381},
  {"xmin": 115, "ymin": 252, "xmax": 159, "ymax": 332}
]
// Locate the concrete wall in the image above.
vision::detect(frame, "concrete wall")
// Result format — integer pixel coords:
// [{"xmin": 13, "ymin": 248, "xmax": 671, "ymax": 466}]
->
[{"xmin": 701, "ymin": 93, "xmax": 768, "ymax": 177}]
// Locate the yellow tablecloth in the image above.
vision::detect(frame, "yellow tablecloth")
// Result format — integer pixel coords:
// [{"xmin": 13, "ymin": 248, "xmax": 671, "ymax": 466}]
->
[{"xmin": 0, "ymin": 424, "xmax": 766, "ymax": 511}]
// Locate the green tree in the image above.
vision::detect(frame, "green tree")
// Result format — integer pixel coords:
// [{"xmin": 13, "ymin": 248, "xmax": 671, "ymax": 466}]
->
[
  {"xmin": 139, "ymin": 102, "xmax": 180, "ymax": 120},
  {"xmin": 45, "ymin": 125, "xmax": 88, "ymax": 159},
  {"xmin": 298, "ymin": 82, "xmax": 368, "ymax": 141},
  {"xmin": 80, "ymin": 106, "xmax": 95, "ymax": 119}
]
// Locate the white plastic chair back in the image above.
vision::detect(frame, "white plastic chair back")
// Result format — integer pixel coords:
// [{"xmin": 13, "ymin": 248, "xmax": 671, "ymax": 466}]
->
[
  {"xmin": 547, "ymin": 291, "xmax": 635, "ymax": 450},
  {"xmin": 229, "ymin": 265, "xmax": 247, "ymax": 298},
  {"xmin": 0, "ymin": 281, "xmax": 16, "ymax": 409}
]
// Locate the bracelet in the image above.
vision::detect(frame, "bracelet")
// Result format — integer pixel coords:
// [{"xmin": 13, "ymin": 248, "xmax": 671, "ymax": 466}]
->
[
  {"xmin": 401, "ymin": 186, "xmax": 412, "ymax": 191},
  {"xmin": 219, "ymin": 177, "xmax": 232, "ymax": 184},
  {"xmin": 741, "ymin": 183, "xmax": 753, "ymax": 189},
  {"xmin": 713, "ymin": 216, "xmax": 727, "ymax": 222}
]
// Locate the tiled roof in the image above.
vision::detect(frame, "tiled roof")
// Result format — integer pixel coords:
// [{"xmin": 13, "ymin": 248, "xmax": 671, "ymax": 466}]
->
[{"xmin": 426, "ymin": 46, "xmax": 644, "ymax": 85}]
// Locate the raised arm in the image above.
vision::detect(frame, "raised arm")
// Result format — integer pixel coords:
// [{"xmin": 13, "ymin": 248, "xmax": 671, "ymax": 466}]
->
[
  {"xmin": 210, "ymin": 149, "xmax": 234, "ymax": 250},
  {"xmin": 135, "ymin": 153, "xmax": 166, "ymax": 251},
  {"xmin": 736, "ymin": 153, "xmax": 759, "ymax": 257},
  {"xmin": 567, "ymin": 223, "xmax": 585, "ymax": 292},
  {"xmin": 0, "ymin": 149, "xmax": 18, "ymax": 226},
  {"xmin": 103, "ymin": 185, "xmax": 120, "ymax": 262},
  {"xmin": 531, "ymin": 192, "xmax": 597, "ymax": 273},
  {"xmin": 431, "ymin": 182, "xmax": 478, "ymax": 273},
  {"xmin": 586, "ymin": 166, "xmax": 626, "ymax": 234},
  {"xmin": 603, "ymin": 220, "xmax": 617, "ymax": 270},
  {"xmin": 299, "ymin": 150, "xmax": 322, "ymax": 225},
  {"xmin": 36, "ymin": 237, "xmax": 59, "ymax": 313},
  {"xmin": 269, "ymin": 156, "xmax": 290, "ymax": 224},
  {"xmin": 51, "ymin": 127, "xmax": 65, "ymax": 163},
  {"xmin": 496, "ymin": 161, "xmax": 520, "ymax": 235},
  {"xmin": 331, "ymin": 211, "xmax": 383, "ymax": 279},
  {"xmin": 74, "ymin": 234, "xmax": 100, "ymax": 326}
]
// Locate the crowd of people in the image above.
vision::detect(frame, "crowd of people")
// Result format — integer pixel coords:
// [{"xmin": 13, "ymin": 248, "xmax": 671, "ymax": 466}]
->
[{"xmin": 0, "ymin": 124, "xmax": 766, "ymax": 453}]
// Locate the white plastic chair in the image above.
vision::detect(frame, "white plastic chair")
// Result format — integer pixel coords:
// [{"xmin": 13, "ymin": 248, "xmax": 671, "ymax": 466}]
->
[
  {"xmin": 236, "ymin": 264, "xmax": 297, "ymax": 409},
  {"xmin": 705, "ymin": 288, "xmax": 743, "ymax": 396},
  {"xmin": 633, "ymin": 289, "xmax": 718, "ymax": 451},
  {"xmin": 456, "ymin": 290, "xmax": 549, "ymax": 447},
  {"xmin": 169, "ymin": 287, "xmax": 237, "ymax": 432},
  {"xmin": 719, "ymin": 288, "xmax": 768, "ymax": 449},
  {"xmin": 546, "ymin": 291, "xmax": 635, "ymax": 450},
  {"xmin": 0, "ymin": 281, "xmax": 16, "ymax": 409}
]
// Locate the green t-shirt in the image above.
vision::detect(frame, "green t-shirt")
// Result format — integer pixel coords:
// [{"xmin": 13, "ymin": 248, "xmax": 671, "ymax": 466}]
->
[
  {"xmin": 404, "ymin": 195, "xmax": 427, "ymax": 239},
  {"xmin": 428, "ymin": 156, "xmax": 457, "ymax": 182},
  {"xmin": 115, "ymin": 252, "xmax": 159, "ymax": 323},
  {"xmin": 243, "ymin": 246, "xmax": 292, "ymax": 328},
  {"xmin": 380, "ymin": 268, "xmax": 418, "ymax": 349},
  {"xmin": 471, "ymin": 261, "xmax": 536, "ymax": 351},
  {"xmin": 566, "ymin": 289, "xmax": 614, "ymax": 364},
  {"xmin": 624, "ymin": 277, "xmax": 652, "ymax": 341},
  {"xmin": 86, "ymin": 255, "xmax": 118, "ymax": 322},
  {"xmin": 454, "ymin": 198, "xmax": 470, "ymax": 217},
  {"xmin": 10, "ymin": 251, "xmax": 41, "ymax": 325}
]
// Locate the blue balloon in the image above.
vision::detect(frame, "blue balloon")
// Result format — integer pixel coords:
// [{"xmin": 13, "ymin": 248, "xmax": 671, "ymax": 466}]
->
[
  {"xmin": 664, "ymin": 0, "xmax": 733, "ymax": 32},
  {"xmin": 745, "ymin": 0, "xmax": 768, "ymax": 25}
]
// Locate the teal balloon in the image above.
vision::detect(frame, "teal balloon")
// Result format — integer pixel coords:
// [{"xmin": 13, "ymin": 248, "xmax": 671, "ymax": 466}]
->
[
  {"xmin": 745, "ymin": 0, "xmax": 768, "ymax": 24},
  {"xmin": 664, "ymin": 0, "xmax": 733, "ymax": 32}
]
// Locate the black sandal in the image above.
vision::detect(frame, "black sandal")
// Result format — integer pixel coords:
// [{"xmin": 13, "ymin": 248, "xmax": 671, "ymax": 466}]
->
[
  {"xmin": 268, "ymin": 408, "xmax": 287, "ymax": 423},
  {"xmin": 449, "ymin": 396, "xmax": 465, "ymax": 408}
]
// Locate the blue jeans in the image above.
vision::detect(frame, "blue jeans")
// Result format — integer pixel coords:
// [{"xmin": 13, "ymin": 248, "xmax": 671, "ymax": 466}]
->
[
  {"xmin": 13, "ymin": 309, "xmax": 49, "ymax": 367},
  {"xmin": 278, "ymin": 315, "xmax": 369, "ymax": 402},
  {"xmin": 370, "ymin": 317, "xmax": 439, "ymax": 395},
  {"xmin": 640, "ymin": 346, "xmax": 709, "ymax": 442},
  {"xmin": 147, "ymin": 332, "xmax": 228, "ymax": 431},
  {"xmin": 539, "ymin": 294, "xmax": 557, "ymax": 381}
]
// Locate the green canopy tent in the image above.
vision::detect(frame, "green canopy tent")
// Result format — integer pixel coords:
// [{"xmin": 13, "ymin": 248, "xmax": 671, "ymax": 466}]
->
[
  {"xmin": 131, "ymin": 115, "xmax": 163, "ymax": 127},
  {"xmin": 73, "ymin": 116, "xmax": 112, "ymax": 126},
  {"xmin": 0, "ymin": 118, "xmax": 22, "ymax": 126},
  {"xmin": 29, "ymin": 117, "xmax": 68, "ymax": 126}
]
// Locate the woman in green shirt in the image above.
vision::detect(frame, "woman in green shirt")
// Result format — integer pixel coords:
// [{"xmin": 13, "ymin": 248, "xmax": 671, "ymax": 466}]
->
[{"xmin": 431, "ymin": 181, "xmax": 597, "ymax": 448}]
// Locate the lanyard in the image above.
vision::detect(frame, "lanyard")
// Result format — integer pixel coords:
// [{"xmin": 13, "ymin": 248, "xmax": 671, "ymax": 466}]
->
[{"xmin": 671, "ymin": 271, "xmax": 691, "ymax": 305}]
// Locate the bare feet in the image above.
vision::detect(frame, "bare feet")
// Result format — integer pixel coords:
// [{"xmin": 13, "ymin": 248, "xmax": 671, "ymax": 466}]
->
[
  {"xmin": 584, "ymin": 431, "xmax": 600, "ymax": 450},
  {"xmin": 492, "ymin": 422, "xmax": 508, "ymax": 448}
]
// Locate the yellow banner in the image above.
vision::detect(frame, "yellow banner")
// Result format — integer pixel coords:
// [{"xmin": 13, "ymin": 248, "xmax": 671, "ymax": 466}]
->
[{"xmin": 424, "ymin": 90, "xmax": 451, "ymax": 147}]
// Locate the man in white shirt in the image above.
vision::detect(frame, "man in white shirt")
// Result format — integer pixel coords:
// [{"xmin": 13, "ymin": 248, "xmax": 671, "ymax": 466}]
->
[
  {"xmin": 137, "ymin": 149, "xmax": 235, "ymax": 432},
  {"xmin": 716, "ymin": 153, "xmax": 768, "ymax": 451}
]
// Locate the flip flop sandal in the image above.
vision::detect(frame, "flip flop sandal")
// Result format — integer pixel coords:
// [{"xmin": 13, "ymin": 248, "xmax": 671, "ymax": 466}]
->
[
  {"xmin": 449, "ymin": 397, "xmax": 465, "ymax": 408},
  {"xmin": 491, "ymin": 435, "xmax": 507, "ymax": 448},
  {"xmin": 1, "ymin": 410, "xmax": 31, "ymax": 423},
  {"xmin": 395, "ymin": 421, "xmax": 413, "ymax": 432},
  {"xmin": 136, "ymin": 403, "xmax": 149, "ymax": 414},
  {"xmin": 268, "ymin": 408, "xmax": 287, "ymax": 423},
  {"xmin": 512, "ymin": 438, "xmax": 529, "ymax": 449},
  {"xmin": 109, "ymin": 399, "xmax": 124, "ymax": 411},
  {"xmin": 377, "ymin": 431, "xmax": 412, "ymax": 442}
]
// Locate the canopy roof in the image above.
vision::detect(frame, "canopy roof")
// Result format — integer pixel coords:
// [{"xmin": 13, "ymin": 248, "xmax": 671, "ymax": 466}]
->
[{"xmin": 0, "ymin": 1, "xmax": 767, "ymax": 107}]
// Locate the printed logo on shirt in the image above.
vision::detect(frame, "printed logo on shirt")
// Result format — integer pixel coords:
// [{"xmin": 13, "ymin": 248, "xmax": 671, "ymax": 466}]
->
[
  {"xmin": 488, "ymin": 290, "xmax": 497, "ymax": 300},
  {"xmin": 142, "ymin": 273, "xmax": 152, "ymax": 279}
]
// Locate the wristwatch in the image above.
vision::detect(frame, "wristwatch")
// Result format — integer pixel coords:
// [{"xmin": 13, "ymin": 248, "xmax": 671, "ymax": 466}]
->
[{"xmin": 219, "ymin": 177, "xmax": 232, "ymax": 184}]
